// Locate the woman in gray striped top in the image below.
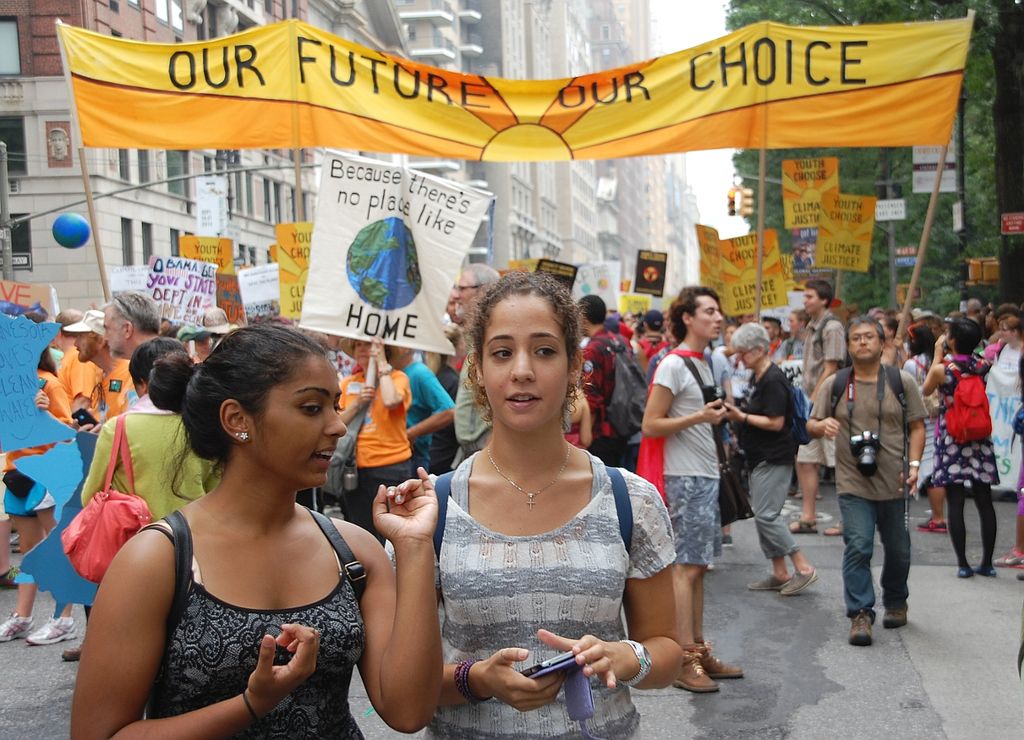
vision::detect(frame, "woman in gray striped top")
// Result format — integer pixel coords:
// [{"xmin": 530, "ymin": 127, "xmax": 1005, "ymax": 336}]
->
[{"xmin": 428, "ymin": 272, "xmax": 681, "ymax": 738}]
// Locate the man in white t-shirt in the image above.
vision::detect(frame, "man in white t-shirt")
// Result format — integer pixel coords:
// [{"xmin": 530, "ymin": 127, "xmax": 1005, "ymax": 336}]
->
[{"xmin": 642, "ymin": 286, "xmax": 743, "ymax": 694}]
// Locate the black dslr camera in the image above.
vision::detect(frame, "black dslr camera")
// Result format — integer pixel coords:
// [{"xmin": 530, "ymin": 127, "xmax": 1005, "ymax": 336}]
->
[
  {"xmin": 701, "ymin": 384, "xmax": 727, "ymax": 405},
  {"xmin": 850, "ymin": 431, "xmax": 880, "ymax": 477}
]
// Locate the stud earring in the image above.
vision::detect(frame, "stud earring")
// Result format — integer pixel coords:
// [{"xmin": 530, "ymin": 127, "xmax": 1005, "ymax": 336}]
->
[{"xmin": 237, "ymin": 432, "xmax": 249, "ymax": 441}]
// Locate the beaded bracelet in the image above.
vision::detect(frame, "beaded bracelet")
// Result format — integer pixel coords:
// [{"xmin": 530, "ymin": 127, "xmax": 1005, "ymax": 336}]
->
[{"xmin": 454, "ymin": 659, "xmax": 489, "ymax": 703}]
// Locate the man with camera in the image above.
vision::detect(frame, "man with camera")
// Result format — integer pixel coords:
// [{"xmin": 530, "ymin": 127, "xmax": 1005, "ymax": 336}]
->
[
  {"xmin": 806, "ymin": 317, "xmax": 926, "ymax": 646},
  {"xmin": 643, "ymin": 286, "xmax": 743, "ymax": 692}
]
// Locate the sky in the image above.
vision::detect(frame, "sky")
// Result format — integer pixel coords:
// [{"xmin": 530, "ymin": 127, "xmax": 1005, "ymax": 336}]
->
[{"xmin": 649, "ymin": 0, "xmax": 751, "ymax": 239}]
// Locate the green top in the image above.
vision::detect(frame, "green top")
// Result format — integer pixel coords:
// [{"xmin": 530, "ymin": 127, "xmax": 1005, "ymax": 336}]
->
[{"xmin": 82, "ymin": 413, "xmax": 220, "ymax": 520}]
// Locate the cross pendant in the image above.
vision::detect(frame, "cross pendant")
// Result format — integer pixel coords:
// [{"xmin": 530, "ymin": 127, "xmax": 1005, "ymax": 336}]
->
[{"xmin": 527, "ymin": 493, "xmax": 536, "ymax": 510}]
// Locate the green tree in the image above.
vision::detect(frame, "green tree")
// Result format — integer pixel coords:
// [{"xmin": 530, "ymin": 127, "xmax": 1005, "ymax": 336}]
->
[{"xmin": 726, "ymin": 0, "xmax": 1020, "ymax": 310}]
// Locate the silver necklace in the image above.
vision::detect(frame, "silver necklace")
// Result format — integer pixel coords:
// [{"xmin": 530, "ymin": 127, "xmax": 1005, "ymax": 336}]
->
[{"xmin": 486, "ymin": 444, "xmax": 572, "ymax": 510}]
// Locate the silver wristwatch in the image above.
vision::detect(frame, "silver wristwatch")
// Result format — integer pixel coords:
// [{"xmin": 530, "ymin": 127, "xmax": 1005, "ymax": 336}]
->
[{"xmin": 619, "ymin": 639, "xmax": 652, "ymax": 687}]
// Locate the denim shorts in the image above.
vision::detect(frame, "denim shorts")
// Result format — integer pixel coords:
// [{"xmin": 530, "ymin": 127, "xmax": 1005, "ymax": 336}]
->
[{"xmin": 664, "ymin": 475, "xmax": 721, "ymax": 566}]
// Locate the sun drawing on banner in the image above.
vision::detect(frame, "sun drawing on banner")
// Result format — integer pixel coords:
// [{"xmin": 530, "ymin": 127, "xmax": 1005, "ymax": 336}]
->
[{"xmin": 346, "ymin": 217, "xmax": 423, "ymax": 310}]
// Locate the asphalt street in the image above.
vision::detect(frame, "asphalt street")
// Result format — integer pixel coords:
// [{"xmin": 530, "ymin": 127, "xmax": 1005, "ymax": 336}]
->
[{"xmin": 1, "ymin": 484, "xmax": 1021, "ymax": 739}]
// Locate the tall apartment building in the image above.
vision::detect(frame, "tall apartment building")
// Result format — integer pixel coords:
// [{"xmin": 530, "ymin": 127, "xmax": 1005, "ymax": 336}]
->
[{"xmin": 0, "ymin": 0, "xmax": 406, "ymax": 307}]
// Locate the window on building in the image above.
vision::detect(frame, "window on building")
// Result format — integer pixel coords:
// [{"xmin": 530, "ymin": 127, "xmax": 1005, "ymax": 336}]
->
[
  {"xmin": 166, "ymin": 150, "xmax": 188, "ymax": 196},
  {"xmin": 245, "ymin": 172, "xmax": 254, "ymax": 215},
  {"xmin": 263, "ymin": 179, "xmax": 272, "ymax": 222},
  {"xmin": 110, "ymin": 0, "xmax": 120, "ymax": 13},
  {"xmin": 273, "ymin": 182, "xmax": 282, "ymax": 224},
  {"xmin": 121, "ymin": 218, "xmax": 134, "ymax": 265},
  {"xmin": 600, "ymin": 25, "xmax": 611, "ymax": 41},
  {"xmin": 141, "ymin": 222, "xmax": 153, "ymax": 263},
  {"xmin": 169, "ymin": 227, "xmax": 180, "ymax": 256},
  {"xmin": 203, "ymin": 156, "xmax": 213, "ymax": 173},
  {"xmin": 288, "ymin": 186, "xmax": 296, "ymax": 221},
  {"xmin": 128, "ymin": 0, "xmax": 139, "ymax": 6},
  {"xmin": 118, "ymin": 149, "xmax": 131, "ymax": 180},
  {"xmin": 0, "ymin": 19, "xmax": 20, "ymax": 75},
  {"xmin": 407, "ymin": 24, "xmax": 417, "ymax": 41},
  {"xmin": 249, "ymin": 246, "xmax": 257, "ymax": 265},
  {"xmin": 0, "ymin": 116, "xmax": 26, "ymax": 175},
  {"xmin": 137, "ymin": 150, "xmax": 150, "ymax": 182},
  {"xmin": 264, "ymin": 0, "xmax": 274, "ymax": 14},
  {"xmin": 155, "ymin": 0, "xmax": 168, "ymax": 22},
  {"xmin": 170, "ymin": 1, "xmax": 183, "ymax": 31}
]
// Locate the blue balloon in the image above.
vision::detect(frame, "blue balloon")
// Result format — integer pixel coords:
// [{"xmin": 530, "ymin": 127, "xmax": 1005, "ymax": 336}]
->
[{"xmin": 52, "ymin": 213, "xmax": 91, "ymax": 249}]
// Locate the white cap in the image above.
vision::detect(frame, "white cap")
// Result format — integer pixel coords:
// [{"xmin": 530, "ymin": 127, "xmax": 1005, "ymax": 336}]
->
[{"xmin": 62, "ymin": 308, "xmax": 105, "ymax": 335}]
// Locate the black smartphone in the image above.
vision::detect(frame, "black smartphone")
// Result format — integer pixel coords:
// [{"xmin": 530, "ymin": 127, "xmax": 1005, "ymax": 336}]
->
[
  {"xmin": 72, "ymin": 408, "xmax": 99, "ymax": 427},
  {"xmin": 520, "ymin": 651, "xmax": 577, "ymax": 678}
]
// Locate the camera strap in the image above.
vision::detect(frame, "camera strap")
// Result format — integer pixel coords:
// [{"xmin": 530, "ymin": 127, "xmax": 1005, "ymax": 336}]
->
[{"xmin": 845, "ymin": 368, "xmax": 887, "ymax": 447}]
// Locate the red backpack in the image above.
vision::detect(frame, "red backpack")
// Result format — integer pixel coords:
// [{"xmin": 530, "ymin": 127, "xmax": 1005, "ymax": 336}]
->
[{"xmin": 945, "ymin": 364, "xmax": 992, "ymax": 443}]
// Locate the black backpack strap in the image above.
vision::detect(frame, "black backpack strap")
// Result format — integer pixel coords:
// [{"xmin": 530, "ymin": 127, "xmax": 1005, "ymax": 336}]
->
[
  {"xmin": 309, "ymin": 509, "xmax": 366, "ymax": 601},
  {"xmin": 607, "ymin": 467, "xmax": 633, "ymax": 554},
  {"xmin": 162, "ymin": 510, "xmax": 192, "ymax": 642},
  {"xmin": 432, "ymin": 471, "xmax": 455, "ymax": 560},
  {"xmin": 882, "ymin": 365, "xmax": 907, "ymax": 409},
  {"xmin": 829, "ymin": 367, "xmax": 853, "ymax": 418}
]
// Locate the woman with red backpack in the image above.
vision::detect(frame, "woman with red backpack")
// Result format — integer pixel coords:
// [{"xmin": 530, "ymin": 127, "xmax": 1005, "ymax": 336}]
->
[{"xmin": 923, "ymin": 317, "xmax": 999, "ymax": 578}]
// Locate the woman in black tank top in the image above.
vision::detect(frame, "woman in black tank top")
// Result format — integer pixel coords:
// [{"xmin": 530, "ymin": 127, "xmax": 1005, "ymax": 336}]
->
[{"xmin": 71, "ymin": 325, "xmax": 441, "ymax": 738}]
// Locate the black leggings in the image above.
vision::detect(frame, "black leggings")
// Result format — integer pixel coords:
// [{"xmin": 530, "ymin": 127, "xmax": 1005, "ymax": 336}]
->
[{"xmin": 946, "ymin": 482, "xmax": 997, "ymax": 569}]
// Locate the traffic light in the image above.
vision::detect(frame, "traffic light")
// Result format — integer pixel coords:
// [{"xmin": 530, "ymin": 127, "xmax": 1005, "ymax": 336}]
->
[
  {"xmin": 727, "ymin": 187, "xmax": 737, "ymax": 216},
  {"xmin": 740, "ymin": 187, "xmax": 754, "ymax": 216}
]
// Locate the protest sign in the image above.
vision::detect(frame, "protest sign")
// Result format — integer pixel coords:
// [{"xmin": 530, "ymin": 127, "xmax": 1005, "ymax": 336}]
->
[
  {"xmin": 816, "ymin": 192, "xmax": 877, "ymax": 273},
  {"xmin": 145, "ymin": 255, "xmax": 217, "ymax": 324},
  {"xmin": 634, "ymin": 251, "xmax": 667, "ymax": 297},
  {"xmin": 179, "ymin": 235, "xmax": 234, "ymax": 274},
  {"xmin": 275, "ymin": 222, "xmax": 312, "ymax": 319},
  {"xmin": 0, "ymin": 280, "xmax": 59, "ymax": 317},
  {"xmin": 717, "ymin": 230, "xmax": 787, "ymax": 316},
  {"xmin": 195, "ymin": 175, "xmax": 229, "ymax": 236},
  {"xmin": 618, "ymin": 293, "xmax": 651, "ymax": 317},
  {"xmin": 782, "ymin": 157, "xmax": 839, "ymax": 228},
  {"xmin": 987, "ymin": 354, "xmax": 1022, "ymax": 492},
  {"xmin": 696, "ymin": 225, "xmax": 724, "ymax": 295},
  {"xmin": 574, "ymin": 262, "xmax": 619, "ymax": 309},
  {"xmin": 237, "ymin": 263, "xmax": 281, "ymax": 319},
  {"xmin": 0, "ymin": 315, "xmax": 75, "ymax": 452},
  {"xmin": 60, "ymin": 18, "xmax": 972, "ymax": 158},
  {"xmin": 301, "ymin": 153, "xmax": 493, "ymax": 354},
  {"xmin": 109, "ymin": 265, "xmax": 150, "ymax": 295},
  {"xmin": 507, "ymin": 259, "xmax": 539, "ymax": 273},
  {"xmin": 535, "ymin": 259, "xmax": 578, "ymax": 290},
  {"xmin": 216, "ymin": 274, "xmax": 245, "ymax": 326}
]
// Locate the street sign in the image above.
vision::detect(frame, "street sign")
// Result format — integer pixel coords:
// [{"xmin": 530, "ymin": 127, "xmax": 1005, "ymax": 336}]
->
[
  {"xmin": 895, "ymin": 246, "xmax": 916, "ymax": 267},
  {"xmin": 953, "ymin": 201, "xmax": 964, "ymax": 232},
  {"xmin": 1001, "ymin": 212, "xmax": 1024, "ymax": 235},
  {"xmin": 0, "ymin": 253, "xmax": 32, "ymax": 270},
  {"xmin": 912, "ymin": 144, "xmax": 956, "ymax": 194},
  {"xmin": 875, "ymin": 199, "xmax": 906, "ymax": 221}
]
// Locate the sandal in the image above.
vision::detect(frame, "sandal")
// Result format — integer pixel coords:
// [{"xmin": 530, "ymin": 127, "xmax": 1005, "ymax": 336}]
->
[
  {"xmin": 789, "ymin": 520, "xmax": 817, "ymax": 534},
  {"xmin": 823, "ymin": 525, "xmax": 843, "ymax": 537}
]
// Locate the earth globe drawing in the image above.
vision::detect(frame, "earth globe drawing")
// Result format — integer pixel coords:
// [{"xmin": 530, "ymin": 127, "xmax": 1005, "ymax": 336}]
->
[{"xmin": 346, "ymin": 217, "xmax": 423, "ymax": 310}]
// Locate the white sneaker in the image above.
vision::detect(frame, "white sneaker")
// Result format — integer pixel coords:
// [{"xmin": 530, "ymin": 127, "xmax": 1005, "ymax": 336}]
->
[
  {"xmin": 26, "ymin": 617, "xmax": 75, "ymax": 646},
  {"xmin": 0, "ymin": 613, "xmax": 33, "ymax": 642}
]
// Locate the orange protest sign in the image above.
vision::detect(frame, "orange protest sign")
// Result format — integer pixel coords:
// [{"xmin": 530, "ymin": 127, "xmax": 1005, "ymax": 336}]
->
[
  {"xmin": 816, "ymin": 193, "xmax": 877, "ymax": 273},
  {"xmin": 717, "ymin": 230, "xmax": 788, "ymax": 316},
  {"xmin": 58, "ymin": 17, "xmax": 971, "ymax": 159},
  {"xmin": 178, "ymin": 236, "xmax": 234, "ymax": 274},
  {"xmin": 696, "ymin": 225, "xmax": 724, "ymax": 295},
  {"xmin": 782, "ymin": 157, "xmax": 839, "ymax": 228},
  {"xmin": 274, "ymin": 222, "xmax": 313, "ymax": 318}
]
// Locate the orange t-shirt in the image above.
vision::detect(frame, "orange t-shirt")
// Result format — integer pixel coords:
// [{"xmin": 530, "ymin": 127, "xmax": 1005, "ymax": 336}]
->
[
  {"xmin": 57, "ymin": 346, "xmax": 102, "ymax": 407},
  {"xmin": 339, "ymin": 370, "xmax": 412, "ymax": 469},
  {"xmin": 4, "ymin": 370, "xmax": 74, "ymax": 472}
]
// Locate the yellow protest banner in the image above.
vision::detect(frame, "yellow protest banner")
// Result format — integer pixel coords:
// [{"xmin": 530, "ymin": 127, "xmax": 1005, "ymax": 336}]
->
[
  {"xmin": 618, "ymin": 293, "xmax": 651, "ymax": 317},
  {"xmin": 816, "ymin": 193, "xmax": 877, "ymax": 272},
  {"xmin": 178, "ymin": 236, "xmax": 234, "ymax": 274},
  {"xmin": 717, "ymin": 230, "xmax": 788, "ymax": 316},
  {"xmin": 274, "ymin": 222, "xmax": 313, "ymax": 318},
  {"xmin": 696, "ymin": 225, "xmax": 724, "ymax": 295},
  {"xmin": 507, "ymin": 259, "xmax": 540, "ymax": 273},
  {"xmin": 782, "ymin": 157, "xmax": 839, "ymax": 228},
  {"xmin": 58, "ymin": 17, "xmax": 971, "ymax": 159}
]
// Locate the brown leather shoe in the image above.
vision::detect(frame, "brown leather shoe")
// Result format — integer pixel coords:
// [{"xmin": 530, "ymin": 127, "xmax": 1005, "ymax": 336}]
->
[
  {"xmin": 882, "ymin": 605, "xmax": 908, "ymax": 629},
  {"xmin": 61, "ymin": 646, "xmax": 82, "ymax": 662},
  {"xmin": 673, "ymin": 650, "xmax": 719, "ymax": 693},
  {"xmin": 849, "ymin": 610, "xmax": 873, "ymax": 646},
  {"xmin": 697, "ymin": 641, "xmax": 743, "ymax": 679}
]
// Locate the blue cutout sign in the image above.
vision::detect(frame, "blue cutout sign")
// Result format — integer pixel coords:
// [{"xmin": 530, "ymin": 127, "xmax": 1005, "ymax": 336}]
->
[{"xmin": 0, "ymin": 314, "xmax": 75, "ymax": 452}]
